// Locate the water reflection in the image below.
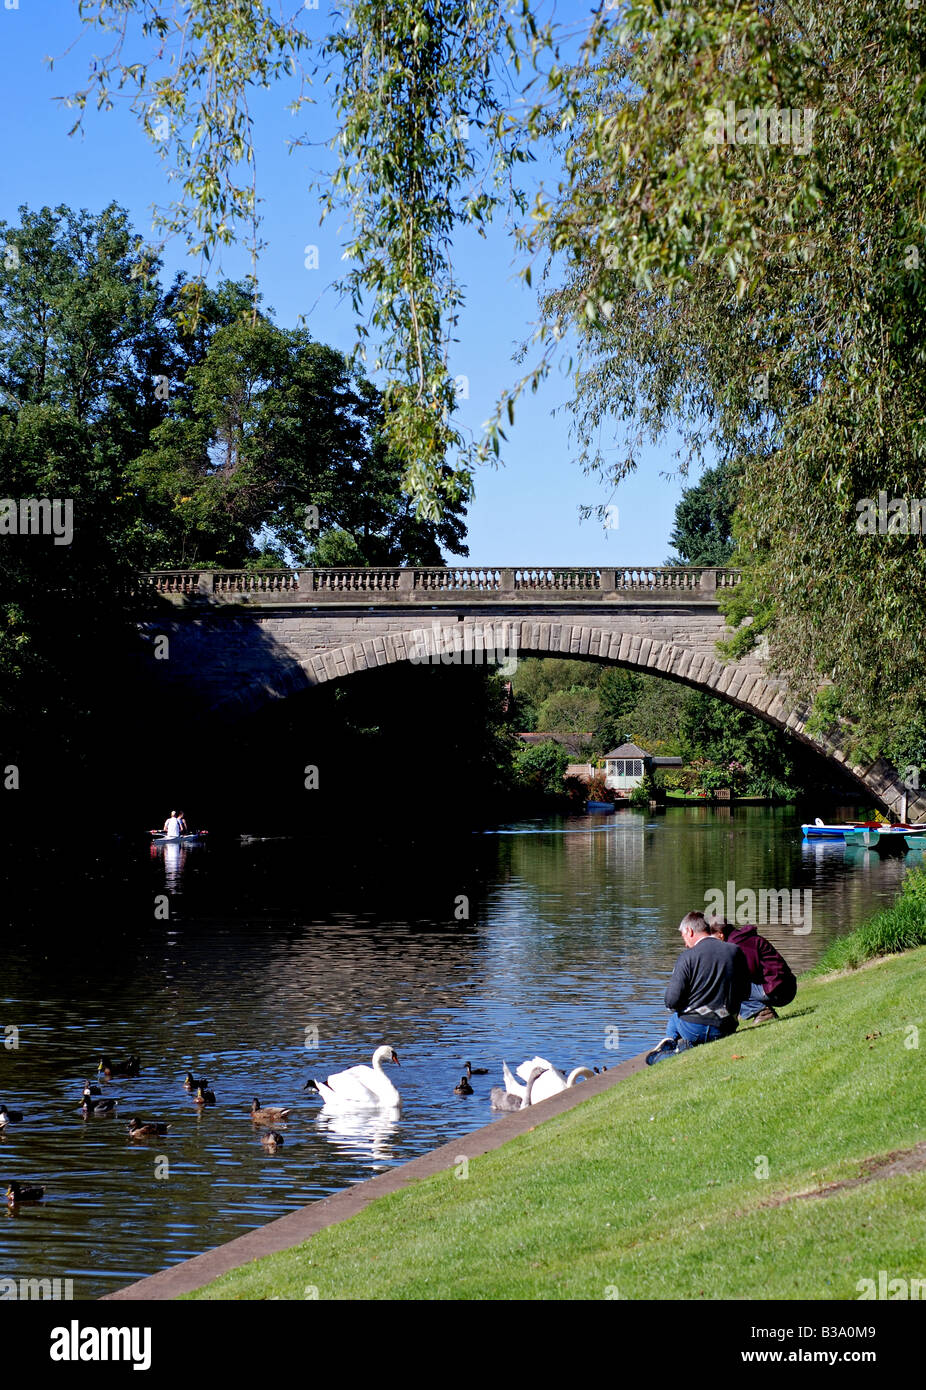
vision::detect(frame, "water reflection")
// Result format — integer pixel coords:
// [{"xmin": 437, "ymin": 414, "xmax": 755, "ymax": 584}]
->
[
  {"xmin": 313, "ymin": 1109, "xmax": 401, "ymax": 1170},
  {"xmin": 150, "ymin": 838, "xmax": 205, "ymax": 893}
]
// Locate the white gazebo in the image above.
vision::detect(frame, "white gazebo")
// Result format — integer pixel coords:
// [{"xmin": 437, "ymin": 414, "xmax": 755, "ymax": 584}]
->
[{"xmin": 603, "ymin": 743, "xmax": 683, "ymax": 796}]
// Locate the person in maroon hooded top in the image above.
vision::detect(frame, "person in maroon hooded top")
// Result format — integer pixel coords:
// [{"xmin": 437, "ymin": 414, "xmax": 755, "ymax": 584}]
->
[{"xmin": 707, "ymin": 915, "xmax": 797, "ymax": 1021}]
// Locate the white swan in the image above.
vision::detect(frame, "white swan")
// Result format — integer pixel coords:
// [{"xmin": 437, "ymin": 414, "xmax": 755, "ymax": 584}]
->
[
  {"xmin": 490, "ymin": 1066, "xmax": 547, "ymax": 1112},
  {"xmin": 502, "ymin": 1057, "xmax": 557, "ymax": 1101},
  {"xmin": 305, "ymin": 1045, "xmax": 401, "ymax": 1110},
  {"xmin": 511, "ymin": 1057, "xmax": 596, "ymax": 1104},
  {"xmin": 502, "ymin": 1059, "xmax": 528, "ymax": 1100},
  {"xmin": 515, "ymin": 1055, "xmax": 556, "ymax": 1082}
]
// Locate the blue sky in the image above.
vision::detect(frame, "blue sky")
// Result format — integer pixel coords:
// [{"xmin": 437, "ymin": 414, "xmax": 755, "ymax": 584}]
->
[{"xmin": 0, "ymin": 1, "xmax": 699, "ymax": 566}]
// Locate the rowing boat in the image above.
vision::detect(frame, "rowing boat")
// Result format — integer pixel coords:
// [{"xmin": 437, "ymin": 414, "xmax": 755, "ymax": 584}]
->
[{"xmin": 844, "ymin": 828, "xmax": 880, "ymax": 848}]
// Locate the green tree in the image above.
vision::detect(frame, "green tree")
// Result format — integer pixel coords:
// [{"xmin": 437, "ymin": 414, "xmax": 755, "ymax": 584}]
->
[
  {"xmin": 666, "ymin": 463, "xmax": 738, "ymax": 568},
  {"xmin": 592, "ymin": 667, "xmax": 643, "ymax": 751},
  {"xmin": 58, "ymin": 3, "xmax": 926, "ymax": 761},
  {"xmin": 513, "ymin": 739, "xmax": 571, "ymax": 798},
  {"xmin": 535, "ymin": 687, "xmax": 598, "ymax": 736},
  {"xmin": 680, "ymin": 691, "xmax": 799, "ymax": 798},
  {"xmin": 0, "ymin": 202, "xmax": 470, "ymax": 825},
  {"xmin": 133, "ymin": 312, "xmax": 468, "ymax": 568}
]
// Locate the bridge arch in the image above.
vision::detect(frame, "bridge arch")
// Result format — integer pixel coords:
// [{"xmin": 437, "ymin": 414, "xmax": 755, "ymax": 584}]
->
[{"xmin": 205, "ymin": 616, "xmax": 922, "ymax": 821}]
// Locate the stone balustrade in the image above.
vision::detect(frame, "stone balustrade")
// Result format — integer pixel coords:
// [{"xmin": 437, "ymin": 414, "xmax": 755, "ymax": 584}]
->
[{"xmin": 139, "ymin": 566, "xmax": 742, "ymax": 606}]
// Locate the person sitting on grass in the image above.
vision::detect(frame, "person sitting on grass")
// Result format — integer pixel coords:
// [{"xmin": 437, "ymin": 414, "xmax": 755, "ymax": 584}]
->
[
  {"xmin": 646, "ymin": 911, "xmax": 751, "ymax": 1064},
  {"xmin": 705, "ymin": 915, "xmax": 797, "ymax": 1023}
]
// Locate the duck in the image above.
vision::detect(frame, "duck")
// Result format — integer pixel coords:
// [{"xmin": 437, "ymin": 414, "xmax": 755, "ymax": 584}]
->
[
  {"xmin": 250, "ymin": 1099, "xmax": 290, "ymax": 1124},
  {"xmin": 0, "ymin": 1105, "xmax": 24, "ymax": 1127},
  {"xmin": 98, "ymin": 1055, "xmax": 141, "ymax": 1079},
  {"xmin": 260, "ymin": 1130, "xmax": 285, "ymax": 1151},
  {"xmin": 6, "ymin": 1181, "xmax": 45, "ymax": 1205},
  {"xmin": 490, "ymin": 1066, "xmax": 547, "ymax": 1112},
  {"xmin": 463, "ymin": 1060, "xmax": 488, "ymax": 1077},
  {"xmin": 127, "ymin": 1117, "xmax": 170, "ymax": 1139},
  {"xmin": 454, "ymin": 1076, "xmax": 474, "ymax": 1096},
  {"xmin": 81, "ymin": 1089, "xmax": 118, "ymax": 1115},
  {"xmin": 304, "ymin": 1045, "xmax": 401, "ymax": 1110},
  {"xmin": 183, "ymin": 1072, "xmax": 206, "ymax": 1092},
  {"xmin": 84, "ymin": 1081, "xmax": 102, "ymax": 1095},
  {"xmin": 194, "ymin": 1085, "xmax": 216, "ymax": 1106}
]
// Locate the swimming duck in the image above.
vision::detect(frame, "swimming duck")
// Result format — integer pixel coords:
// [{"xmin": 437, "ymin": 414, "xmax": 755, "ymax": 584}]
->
[
  {"xmin": 194, "ymin": 1085, "xmax": 216, "ymax": 1106},
  {"xmin": 84, "ymin": 1080, "xmax": 102, "ymax": 1095},
  {"xmin": 183, "ymin": 1072, "xmax": 206, "ymax": 1092},
  {"xmin": 0, "ymin": 1106, "xmax": 24, "ymax": 1127},
  {"xmin": 98, "ymin": 1055, "xmax": 141, "ymax": 1079},
  {"xmin": 260, "ymin": 1130, "xmax": 285, "ymax": 1151},
  {"xmin": 250, "ymin": 1098, "xmax": 290, "ymax": 1124},
  {"xmin": 463, "ymin": 1061, "xmax": 488, "ymax": 1076},
  {"xmin": 454, "ymin": 1076, "xmax": 474, "ymax": 1095},
  {"xmin": 6, "ymin": 1181, "xmax": 45, "ymax": 1205},
  {"xmin": 127, "ymin": 1117, "xmax": 170, "ymax": 1139},
  {"xmin": 81, "ymin": 1089, "xmax": 118, "ymax": 1115}
]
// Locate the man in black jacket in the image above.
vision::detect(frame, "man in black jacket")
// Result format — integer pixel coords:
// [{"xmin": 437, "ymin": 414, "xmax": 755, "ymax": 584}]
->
[{"xmin": 646, "ymin": 911, "xmax": 751, "ymax": 1064}]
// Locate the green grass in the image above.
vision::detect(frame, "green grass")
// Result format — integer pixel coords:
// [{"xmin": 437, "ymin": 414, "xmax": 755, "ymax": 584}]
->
[
  {"xmin": 188, "ymin": 947, "xmax": 926, "ymax": 1300},
  {"xmin": 813, "ymin": 864, "xmax": 926, "ymax": 972}
]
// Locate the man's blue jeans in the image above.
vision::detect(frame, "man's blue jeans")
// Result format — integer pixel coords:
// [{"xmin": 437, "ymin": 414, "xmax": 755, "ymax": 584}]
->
[
  {"xmin": 738, "ymin": 983, "xmax": 771, "ymax": 1019},
  {"xmin": 666, "ymin": 1012, "xmax": 733, "ymax": 1046}
]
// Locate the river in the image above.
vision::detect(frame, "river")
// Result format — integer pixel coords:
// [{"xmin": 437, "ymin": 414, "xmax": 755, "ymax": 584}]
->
[{"xmin": 0, "ymin": 804, "xmax": 913, "ymax": 1297}]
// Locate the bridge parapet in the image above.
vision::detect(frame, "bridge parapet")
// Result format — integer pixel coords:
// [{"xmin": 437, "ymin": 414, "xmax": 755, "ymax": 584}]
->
[{"xmin": 140, "ymin": 566, "xmax": 743, "ymax": 606}]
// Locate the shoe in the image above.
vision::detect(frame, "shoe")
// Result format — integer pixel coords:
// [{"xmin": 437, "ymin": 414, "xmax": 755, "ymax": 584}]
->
[
  {"xmin": 645, "ymin": 1038, "xmax": 677, "ymax": 1066},
  {"xmin": 754, "ymin": 1005, "xmax": 778, "ymax": 1023},
  {"xmin": 673, "ymin": 1038, "xmax": 691, "ymax": 1053}
]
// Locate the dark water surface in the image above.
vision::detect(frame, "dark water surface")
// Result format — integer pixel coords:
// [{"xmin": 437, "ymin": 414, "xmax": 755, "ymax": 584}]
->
[{"xmin": 0, "ymin": 805, "xmax": 913, "ymax": 1297}]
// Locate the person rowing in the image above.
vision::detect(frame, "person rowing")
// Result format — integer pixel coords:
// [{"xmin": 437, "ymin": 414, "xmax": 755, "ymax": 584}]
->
[{"xmin": 162, "ymin": 810, "xmax": 183, "ymax": 839}]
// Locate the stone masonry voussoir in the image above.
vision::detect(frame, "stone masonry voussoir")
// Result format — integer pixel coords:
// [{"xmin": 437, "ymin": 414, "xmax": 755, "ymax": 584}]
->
[{"xmin": 139, "ymin": 604, "xmax": 919, "ymax": 820}]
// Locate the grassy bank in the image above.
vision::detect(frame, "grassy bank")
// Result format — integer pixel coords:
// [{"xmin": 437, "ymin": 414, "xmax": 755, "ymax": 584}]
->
[
  {"xmin": 189, "ymin": 944, "xmax": 926, "ymax": 1300},
  {"xmin": 812, "ymin": 862, "xmax": 926, "ymax": 972}
]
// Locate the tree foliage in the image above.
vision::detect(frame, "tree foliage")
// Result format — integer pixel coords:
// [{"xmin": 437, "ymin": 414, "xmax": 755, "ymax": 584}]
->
[
  {"xmin": 666, "ymin": 462, "xmax": 738, "ymax": 568},
  {"xmin": 0, "ymin": 202, "xmax": 467, "ymax": 814},
  {"xmin": 57, "ymin": 1, "xmax": 926, "ymax": 761},
  {"xmin": 540, "ymin": 1, "xmax": 926, "ymax": 756}
]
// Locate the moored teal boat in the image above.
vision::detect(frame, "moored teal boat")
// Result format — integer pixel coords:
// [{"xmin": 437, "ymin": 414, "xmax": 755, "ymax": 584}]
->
[{"xmin": 844, "ymin": 828, "xmax": 880, "ymax": 848}]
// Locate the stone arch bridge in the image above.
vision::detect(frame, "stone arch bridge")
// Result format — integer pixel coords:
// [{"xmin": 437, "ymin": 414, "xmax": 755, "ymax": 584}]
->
[{"xmin": 136, "ymin": 565, "xmax": 924, "ymax": 821}]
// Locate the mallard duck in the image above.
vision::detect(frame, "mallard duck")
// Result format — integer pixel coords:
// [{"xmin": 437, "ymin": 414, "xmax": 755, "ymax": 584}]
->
[
  {"xmin": 6, "ymin": 1181, "xmax": 45, "ymax": 1205},
  {"xmin": 84, "ymin": 1080, "xmax": 102, "ymax": 1095},
  {"xmin": 250, "ymin": 1098, "xmax": 290, "ymax": 1124},
  {"xmin": 194, "ymin": 1085, "xmax": 216, "ymax": 1106},
  {"xmin": 183, "ymin": 1072, "xmax": 206, "ymax": 1092},
  {"xmin": 98, "ymin": 1054, "xmax": 141, "ymax": 1078},
  {"xmin": 0, "ymin": 1105, "xmax": 24, "ymax": 1126},
  {"xmin": 463, "ymin": 1060, "xmax": 488, "ymax": 1076},
  {"xmin": 260, "ymin": 1130, "xmax": 285, "ymax": 1150},
  {"xmin": 454, "ymin": 1076, "xmax": 474, "ymax": 1095},
  {"xmin": 81, "ymin": 1089, "xmax": 118, "ymax": 1115},
  {"xmin": 127, "ymin": 1117, "xmax": 170, "ymax": 1139}
]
